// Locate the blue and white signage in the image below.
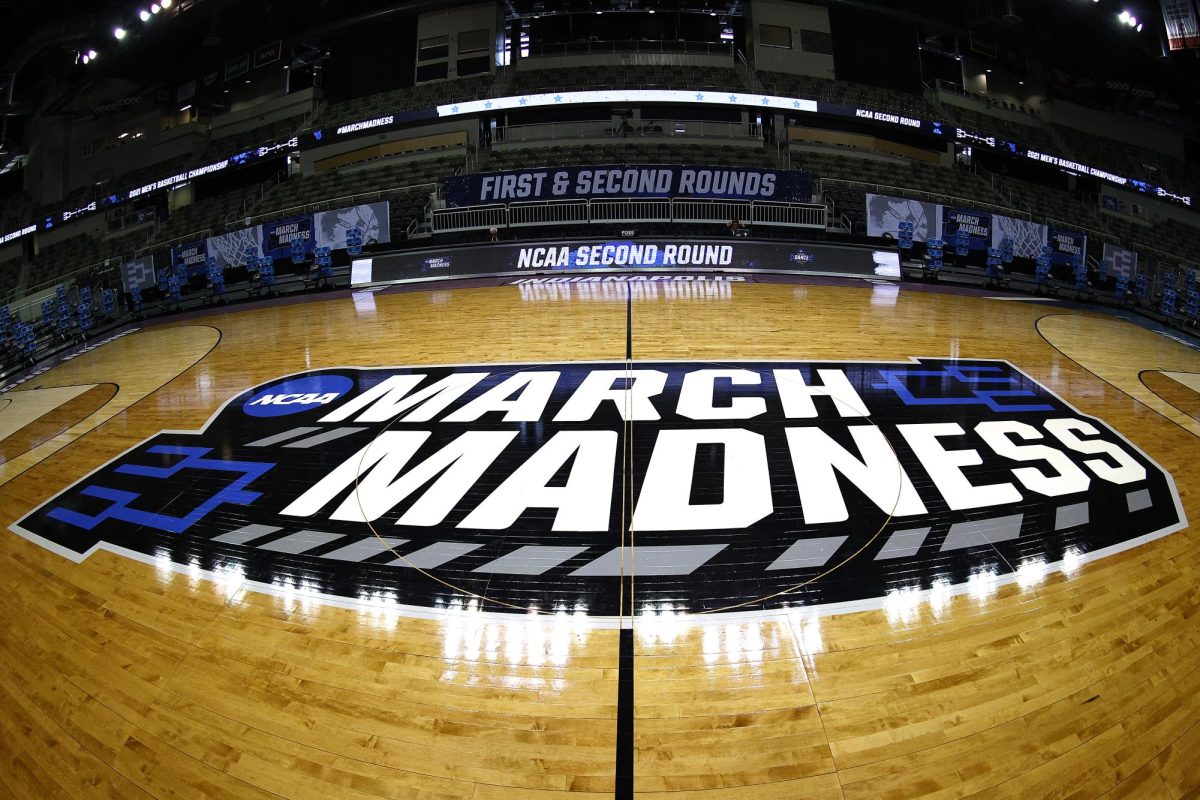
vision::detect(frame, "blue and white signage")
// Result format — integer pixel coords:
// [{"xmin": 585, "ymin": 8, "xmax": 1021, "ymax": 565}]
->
[
  {"xmin": 444, "ymin": 165, "xmax": 812, "ymax": 207},
  {"xmin": 437, "ymin": 89, "xmax": 820, "ymax": 118}
]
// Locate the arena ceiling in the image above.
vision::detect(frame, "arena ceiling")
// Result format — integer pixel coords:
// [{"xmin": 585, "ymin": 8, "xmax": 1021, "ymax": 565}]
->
[{"xmin": 0, "ymin": 0, "xmax": 1194, "ymax": 126}]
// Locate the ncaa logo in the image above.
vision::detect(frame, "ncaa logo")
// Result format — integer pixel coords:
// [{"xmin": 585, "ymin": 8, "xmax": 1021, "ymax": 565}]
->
[{"xmin": 242, "ymin": 375, "xmax": 354, "ymax": 417}]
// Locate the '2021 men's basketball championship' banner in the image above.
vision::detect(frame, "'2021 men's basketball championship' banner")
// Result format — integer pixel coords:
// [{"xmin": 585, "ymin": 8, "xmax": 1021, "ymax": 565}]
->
[
  {"xmin": 865, "ymin": 194, "xmax": 938, "ymax": 243},
  {"xmin": 11, "ymin": 358, "xmax": 1184, "ymax": 620},
  {"xmin": 443, "ymin": 165, "xmax": 813, "ymax": 207},
  {"xmin": 942, "ymin": 208, "xmax": 992, "ymax": 252}
]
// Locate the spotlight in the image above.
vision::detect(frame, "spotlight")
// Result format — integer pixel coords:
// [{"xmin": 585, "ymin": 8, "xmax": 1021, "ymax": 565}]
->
[
  {"xmin": 139, "ymin": 9, "xmax": 150, "ymax": 21},
  {"xmin": 1137, "ymin": 22, "xmax": 1143, "ymax": 30},
  {"xmin": 151, "ymin": 4, "xmax": 161, "ymax": 12},
  {"xmin": 113, "ymin": 26, "xmax": 127, "ymax": 40},
  {"xmin": 161, "ymin": 0, "xmax": 172, "ymax": 7},
  {"xmin": 81, "ymin": 54, "xmax": 90, "ymax": 64},
  {"xmin": 88, "ymin": 49, "xmax": 97, "ymax": 59},
  {"xmin": 1119, "ymin": 10, "xmax": 1130, "ymax": 22}
]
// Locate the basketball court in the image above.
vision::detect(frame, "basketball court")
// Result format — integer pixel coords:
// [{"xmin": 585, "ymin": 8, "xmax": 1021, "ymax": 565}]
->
[{"xmin": 1, "ymin": 273, "xmax": 1198, "ymax": 798}]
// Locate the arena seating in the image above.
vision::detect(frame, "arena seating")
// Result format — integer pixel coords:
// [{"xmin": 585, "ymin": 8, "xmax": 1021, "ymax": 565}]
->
[
  {"xmin": 486, "ymin": 142, "xmax": 775, "ymax": 171},
  {"xmin": 510, "ymin": 64, "xmax": 743, "ymax": 94},
  {"xmin": 200, "ymin": 113, "xmax": 310, "ymax": 162},
  {"xmin": 22, "ymin": 229, "xmax": 146, "ymax": 292},
  {"xmin": 938, "ymin": 104, "xmax": 1061, "ymax": 153},
  {"xmin": 151, "ymin": 185, "xmax": 269, "ymax": 245},
  {"xmin": 317, "ymin": 74, "xmax": 497, "ymax": 132},
  {"xmin": 758, "ymin": 71, "xmax": 937, "ymax": 121},
  {"xmin": 2, "ymin": 56, "xmax": 1198, "ymax": 309},
  {"xmin": 254, "ymin": 152, "xmax": 463, "ymax": 220},
  {"xmin": 0, "ymin": 253, "xmax": 21, "ymax": 298}
]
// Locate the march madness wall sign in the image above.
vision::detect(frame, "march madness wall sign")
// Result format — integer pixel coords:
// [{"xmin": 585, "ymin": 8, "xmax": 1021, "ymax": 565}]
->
[{"xmin": 11, "ymin": 359, "xmax": 1185, "ymax": 619}]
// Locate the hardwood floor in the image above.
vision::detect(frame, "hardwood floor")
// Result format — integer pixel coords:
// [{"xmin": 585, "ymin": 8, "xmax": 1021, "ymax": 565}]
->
[{"xmin": 0, "ymin": 281, "xmax": 1196, "ymax": 798}]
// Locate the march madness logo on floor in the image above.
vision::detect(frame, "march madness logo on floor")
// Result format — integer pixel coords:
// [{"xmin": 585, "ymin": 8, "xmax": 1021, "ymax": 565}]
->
[{"xmin": 11, "ymin": 359, "xmax": 1185, "ymax": 618}]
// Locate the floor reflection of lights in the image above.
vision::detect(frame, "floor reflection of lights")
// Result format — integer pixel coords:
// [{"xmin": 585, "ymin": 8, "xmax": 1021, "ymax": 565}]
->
[
  {"xmin": 272, "ymin": 574, "xmax": 325, "ymax": 616},
  {"xmin": 1016, "ymin": 558, "xmax": 1049, "ymax": 591},
  {"xmin": 517, "ymin": 280, "xmax": 733, "ymax": 304},
  {"xmin": 437, "ymin": 600, "xmax": 591, "ymax": 692}
]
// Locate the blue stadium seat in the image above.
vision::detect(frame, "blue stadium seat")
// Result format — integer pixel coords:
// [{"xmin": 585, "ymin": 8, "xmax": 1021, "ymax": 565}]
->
[
  {"xmin": 1034, "ymin": 250, "xmax": 1053, "ymax": 294},
  {"xmin": 206, "ymin": 258, "xmax": 226, "ymax": 303},
  {"xmin": 925, "ymin": 238, "xmax": 944, "ymax": 277},
  {"xmin": 1072, "ymin": 257, "xmax": 1089, "ymax": 296},
  {"xmin": 310, "ymin": 246, "xmax": 333, "ymax": 288},
  {"xmin": 1162, "ymin": 286, "xmax": 1178, "ymax": 320},
  {"xmin": 258, "ymin": 256, "xmax": 276, "ymax": 294},
  {"xmin": 166, "ymin": 273, "xmax": 183, "ymax": 309},
  {"xmin": 985, "ymin": 247, "xmax": 1007, "ymax": 287},
  {"xmin": 1183, "ymin": 290, "xmax": 1199, "ymax": 321},
  {"xmin": 100, "ymin": 288, "xmax": 117, "ymax": 319},
  {"xmin": 76, "ymin": 287, "xmax": 93, "ymax": 336},
  {"xmin": 346, "ymin": 227, "xmax": 364, "ymax": 256},
  {"xmin": 14, "ymin": 321, "xmax": 36, "ymax": 364},
  {"xmin": 954, "ymin": 229, "xmax": 969, "ymax": 258}
]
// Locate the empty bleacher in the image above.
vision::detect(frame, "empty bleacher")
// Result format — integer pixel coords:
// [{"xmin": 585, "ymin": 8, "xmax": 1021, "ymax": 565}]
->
[
  {"xmin": 510, "ymin": 64, "xmax": 743, "ymax": 94},
  {"xmin": 485, "ymin": 141, "xmax": 775, "ymax": 171},
  {"xmin": 758, "ymin": 70, "xmax": 937, "ymax": 121},
  {"xmin": 317, "ymin": 74, "xmax": 497, "ymax": 132}
]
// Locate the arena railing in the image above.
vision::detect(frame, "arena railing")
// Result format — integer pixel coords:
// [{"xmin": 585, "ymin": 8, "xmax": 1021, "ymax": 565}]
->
[
  {"xmin": 0, "ymin": 182, "xmax": 442, "ymax": 318},
  {"xmin": 430, "ymin": 204, "xmax": 508, "ymax": 233},
  {"xmin": 752, "ymin": 201, "xmax": 828, "ymax": 229},
  {"xmin": 508, "ymin": 199, "xmax": 591, "ymax": 228},
  {"xmin": 430, "ymin": 197, "xmax": 828, "ymax": 233},
  {"xmin": 823, "ymin": 175, "xmax": 1199, "ymax": 268},
  {"xmin": 525, "ymin": 40, "xmax": 734, "ymax": 58},
  {"xmin": 669, "ymin": 199, "xmax": 751, "ymax": 224},
  {"xmin": 239, "ymin": 183, "xmax": 439, "ymax": 229},
  {"xmin": 494, "ymin": 118, "xmax": 761, "ymax": 144},
  {"xmin": 818, "ymin": 178, "xmax": 1032, "ymax": 221},
  {"xmin": 590, "ymin": 199, "xmax": 673, "ymax": 224}
]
